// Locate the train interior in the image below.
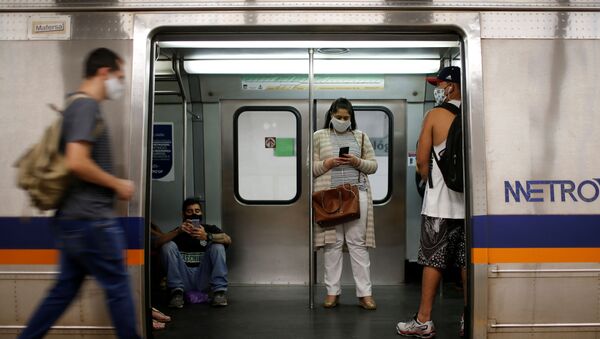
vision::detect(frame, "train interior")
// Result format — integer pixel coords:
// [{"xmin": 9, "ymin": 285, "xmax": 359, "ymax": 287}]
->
[{"xmin": 148, "ymin": 33, "xmax": 465, "ymax": 338}]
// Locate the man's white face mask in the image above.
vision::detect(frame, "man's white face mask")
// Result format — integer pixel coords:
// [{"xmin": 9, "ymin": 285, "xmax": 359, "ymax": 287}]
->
[
  {"xmin": 433, "ymin": 86, "xmax": 447, "ymax": 106},
  {"xmin": 104, "ymin": 75, "xmax": 124, "ymax": 100}
]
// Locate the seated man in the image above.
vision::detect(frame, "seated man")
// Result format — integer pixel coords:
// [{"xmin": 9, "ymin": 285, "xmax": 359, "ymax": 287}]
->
[{"xmin": 152, "ymin": 197, "xmax": 231, "ymax": 308}]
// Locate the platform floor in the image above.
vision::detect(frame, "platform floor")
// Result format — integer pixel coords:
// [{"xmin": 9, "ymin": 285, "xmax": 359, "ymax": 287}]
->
[{"xmin": 152, "ymin": 284, "xmax": 464, "ymax": 339}]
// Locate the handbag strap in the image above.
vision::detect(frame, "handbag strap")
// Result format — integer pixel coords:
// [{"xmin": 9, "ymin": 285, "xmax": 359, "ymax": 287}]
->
[
  {"xmin": 357, "ymin": 131, "xmax": 365, "ymax": 184},
  {"xmin": 361, "ymin": 131, "xmax": 365, "ymax": 157}
]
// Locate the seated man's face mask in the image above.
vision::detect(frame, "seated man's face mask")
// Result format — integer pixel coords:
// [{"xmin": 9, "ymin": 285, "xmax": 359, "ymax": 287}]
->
[
  {"xmin": 185, "ymin": 206, "xmax": 203, "ymax": 221},
  {"xmin": 189, "ymin": 214, "xmax": 203, "ymax": 222}
]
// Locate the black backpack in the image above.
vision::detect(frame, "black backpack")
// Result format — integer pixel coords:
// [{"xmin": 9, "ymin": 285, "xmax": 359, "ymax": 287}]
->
[{"xmin": 431, "ymin": 102, "xmax": 464, "ymax": 193}]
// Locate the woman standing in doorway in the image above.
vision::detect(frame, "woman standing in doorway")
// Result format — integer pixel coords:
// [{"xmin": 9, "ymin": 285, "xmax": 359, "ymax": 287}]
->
[{"xmin": 313, "ymin": 98, "xmax": 378, "ymax": 310}]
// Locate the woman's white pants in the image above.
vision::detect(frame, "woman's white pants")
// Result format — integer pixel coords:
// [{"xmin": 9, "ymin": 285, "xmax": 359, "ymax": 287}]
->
[{"xmin": 323, "ymin": 190, "xmax": 372, "ymax": 297}]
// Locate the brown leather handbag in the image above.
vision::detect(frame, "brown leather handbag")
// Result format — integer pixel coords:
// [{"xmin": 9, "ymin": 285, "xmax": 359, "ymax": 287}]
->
[{"xmin": 312, "ymin": 183, "xmax": 360, "ymax": 227}]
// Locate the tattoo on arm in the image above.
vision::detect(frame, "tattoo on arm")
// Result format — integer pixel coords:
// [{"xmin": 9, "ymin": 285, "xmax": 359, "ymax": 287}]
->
[{"xmin": 211, "ymin": 233, "xmax": 231, "ymax": 245}]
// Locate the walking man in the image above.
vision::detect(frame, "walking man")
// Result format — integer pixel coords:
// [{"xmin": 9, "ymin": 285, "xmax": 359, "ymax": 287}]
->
[{"xmin": 19, "ymin": 48, "xmax": 140, "ymax": 339}]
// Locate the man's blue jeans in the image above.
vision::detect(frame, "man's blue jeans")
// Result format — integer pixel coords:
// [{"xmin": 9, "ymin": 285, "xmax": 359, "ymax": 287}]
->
[
  {"xmin": 19, "ymin": 218, "xmax": 140, "ymax": 339},
  {"xmin": 160, "ymin": 241, "xmax": 228, "ymax": 293}
]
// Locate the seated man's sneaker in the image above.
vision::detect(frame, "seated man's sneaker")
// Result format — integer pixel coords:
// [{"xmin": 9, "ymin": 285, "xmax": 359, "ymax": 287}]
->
[
  {"xmin": 396, "ymin": 314, "xmax": 436, "ymax": 338},
  {"xmin": 211, "ymin": 291, "xmax": 228, "ymax": 307},
  {"xmin": 459, "ymin": 314, "xmax": 465, "ymax": 337},
  {"xmin": 168, "ymin": 289, "xmax": 184, "ymax": 308}
]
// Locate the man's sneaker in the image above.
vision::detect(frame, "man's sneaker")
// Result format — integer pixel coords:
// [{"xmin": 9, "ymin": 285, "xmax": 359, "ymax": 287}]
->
[
  {"xmin": 211, "ymin": 291, "xmax": 228, "ymax": 307},
  {"xmin": 459, "ymin": 314, "xmax": 465, "ymax": 337},
  {"xmin": 396, "ymin": 314, "xmax": 436, "ymax": 338},
  {"xmin": 168, "ymin": 289, "xmax": 184, "ymax": 308}
]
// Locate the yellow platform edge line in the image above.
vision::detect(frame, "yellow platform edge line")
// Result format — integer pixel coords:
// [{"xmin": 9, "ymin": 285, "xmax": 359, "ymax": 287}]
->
[{"xmin": 0, "ymin": 249, "xmax": 144, "ymax": 265}]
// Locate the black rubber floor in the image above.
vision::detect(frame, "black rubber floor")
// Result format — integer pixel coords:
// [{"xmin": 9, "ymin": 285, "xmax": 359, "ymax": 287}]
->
[{"xmin": 152, "ymin": 284, "xmax": 464, "ymax": 339}]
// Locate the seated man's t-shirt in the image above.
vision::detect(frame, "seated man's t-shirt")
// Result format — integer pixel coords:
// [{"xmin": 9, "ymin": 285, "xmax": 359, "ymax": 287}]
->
[{"xmin": 172, "ymin": 224, "xmax": 223, "ymax": 267}]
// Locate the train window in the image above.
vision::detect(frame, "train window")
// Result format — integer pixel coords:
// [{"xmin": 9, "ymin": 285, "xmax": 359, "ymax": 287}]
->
[
  {"xmin": 354, "ymin": 106, "xmax": 393, "ymax": 203},
  {"xmin": 233, "ymin": 106, "xmax": 301, "ymax": 204}
]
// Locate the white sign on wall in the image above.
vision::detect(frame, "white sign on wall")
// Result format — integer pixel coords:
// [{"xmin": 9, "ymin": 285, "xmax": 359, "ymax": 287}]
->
[
  {"xmin": 241, "ymin": 75, "xmax": 384, "ymax": 91},
  {"xmin": 27, "ymin": 15, "xmax": 71, "ymax": 40}
]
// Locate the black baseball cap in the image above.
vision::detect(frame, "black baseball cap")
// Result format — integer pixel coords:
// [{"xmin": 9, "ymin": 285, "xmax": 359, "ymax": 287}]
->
[{"xmin": 426, "ymin": 66, "xmax": 461, "ymax": 85}]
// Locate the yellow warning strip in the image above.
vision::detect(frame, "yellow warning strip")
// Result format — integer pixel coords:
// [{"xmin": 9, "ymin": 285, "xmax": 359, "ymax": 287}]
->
[
  {"xmin": 0, "ymin": 249, "xmax": 144, "ymax": 265},
  {"xmin": 472, "ymin": 248, "xmax": 600, "ymax": 264}
]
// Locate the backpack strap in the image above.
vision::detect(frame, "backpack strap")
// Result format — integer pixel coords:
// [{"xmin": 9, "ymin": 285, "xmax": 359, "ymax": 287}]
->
[
  {"xmin": 53, "ymin": 93, "xmax": 105, "ymax": 139},
  {"xmin": 428, "ymin": 150, "xmax": 434, "ymax": 189},
  {"xmin": 65, "ymin": 93, "xmax": 91, "ymax": 109},
  {"xmin": 427, "ymin": 102, "xmax": 461, "ymax": 190},
  {"xmin": 70, "ymin": 93, "xmax": 105, "ymax": 138},
  {"xmin": 436, "ymin": 102, "xmax": 461, "ymax": 116},
  {"xmin": 48, "ymin": 93, "xmax": 91, "ymax": 115}
]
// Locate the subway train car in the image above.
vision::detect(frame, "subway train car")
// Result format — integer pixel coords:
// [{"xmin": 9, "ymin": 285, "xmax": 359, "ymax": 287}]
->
[{"xmin": 1, "ymin": 1, "xmax": 599, "ymax": 338}]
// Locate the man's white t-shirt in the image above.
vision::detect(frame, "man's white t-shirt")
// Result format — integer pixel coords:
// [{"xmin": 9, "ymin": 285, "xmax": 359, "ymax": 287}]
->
[{"xmin": 421, "ymin": 100, "xmax": 465, "ymax": 219}]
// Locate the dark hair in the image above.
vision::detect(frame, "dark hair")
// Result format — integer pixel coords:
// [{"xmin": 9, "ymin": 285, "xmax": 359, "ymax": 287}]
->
[
  {"xmin": 182, "ymin": 197, "xmax": 202, "ymax": 213},
  {"xmin": 84, "ymin": 48, "xmax": 122, "ymax": 78},
  {"xmin": 322, "ymin": 97, "xmax": 357, "ymax": 130}
]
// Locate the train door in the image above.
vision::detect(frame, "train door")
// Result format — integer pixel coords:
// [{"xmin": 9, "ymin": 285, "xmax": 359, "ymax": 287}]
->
[
  {"xmin": 220, "ymin": 100, "xmax": 310, "ymax": 284},
  {"xmin": 150, "ymin": 45, "xmax": 313, "ymax": 288}
]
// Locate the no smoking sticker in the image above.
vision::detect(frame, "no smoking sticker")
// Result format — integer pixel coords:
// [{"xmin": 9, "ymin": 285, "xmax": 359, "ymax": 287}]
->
[{"xmin": 265, "ymin": 137, "xmax": 276, "ymax": 148}]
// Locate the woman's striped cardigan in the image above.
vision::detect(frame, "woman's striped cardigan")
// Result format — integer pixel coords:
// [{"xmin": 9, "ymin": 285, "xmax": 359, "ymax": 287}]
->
[{"xmin": 312, "ymin": 128, "xmax": 378, "ymax": 248}]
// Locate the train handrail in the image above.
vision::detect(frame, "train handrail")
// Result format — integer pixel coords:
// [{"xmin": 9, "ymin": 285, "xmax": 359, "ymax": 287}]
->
[
  {"xmin": 0, "ymin": 271, "xmax": 59, "ymax": 275},
  {"xmin": 490, "ymin": 322, "xmax": 600, "ymax": 328},
  {"xmin": 0, "ymin": 325, "xmax": 114, "ymax": 330},
  {"xmin": 490, "ymin": 268, "xmax": 600, "ymax": 274}
]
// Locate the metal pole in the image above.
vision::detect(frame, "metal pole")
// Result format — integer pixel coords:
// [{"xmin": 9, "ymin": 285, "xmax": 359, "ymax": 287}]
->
[
  {"xmin": 308, "ymin": 48, "xmax": 315, "ymax": 309},
  {"xmin": 182, "ymin": 99, "xmax": 188, "ymax": 199},
  {"xmin": 173, "ymin": 57, "xmax": 188, "ymax": 200}
]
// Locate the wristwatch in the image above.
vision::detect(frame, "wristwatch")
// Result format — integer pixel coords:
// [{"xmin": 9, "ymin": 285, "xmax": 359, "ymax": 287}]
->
[{"xmin": 206, "ymin": 233, "xmax": 213, "ymax": 242}]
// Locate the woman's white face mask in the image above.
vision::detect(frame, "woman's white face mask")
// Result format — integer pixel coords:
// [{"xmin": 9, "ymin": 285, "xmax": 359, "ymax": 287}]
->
[
  {"xmin": 331, "ymin": 117, "xmax": 351, "ymax": 132},
  {"xmin": 104, "ymin": 75, "xmax": 124, "ymax": 100}
]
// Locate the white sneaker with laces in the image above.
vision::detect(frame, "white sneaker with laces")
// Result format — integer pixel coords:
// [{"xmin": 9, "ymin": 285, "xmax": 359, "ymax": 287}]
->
[
  {"xmin": 460, "ymin": 314, "xmax": 465, "ymax": 337},
  {"xmin": 396, "ymin": 314, "xmax": 436, "ymax": 338}
]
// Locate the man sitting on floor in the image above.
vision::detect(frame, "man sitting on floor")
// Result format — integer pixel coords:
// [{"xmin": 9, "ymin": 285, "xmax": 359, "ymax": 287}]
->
[{"xmin": 152, "ymin": 197, "xmax": 231, "ymax": 307}]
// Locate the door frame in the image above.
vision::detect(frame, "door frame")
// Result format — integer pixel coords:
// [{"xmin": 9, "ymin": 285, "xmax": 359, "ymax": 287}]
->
[{"xmin": 132, "ymin": 11, "xmax": 485, "ymax": 337}]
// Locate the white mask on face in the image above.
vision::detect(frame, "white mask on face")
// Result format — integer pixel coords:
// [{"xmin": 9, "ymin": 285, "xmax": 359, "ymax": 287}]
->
[
  {"xmin": 104, "ymin": 75, "xmax": 124, "ymax": 100},
  {"xmin": 331, "ymin": 117, "xmax": 351, "ymax": 132},
  {"xmin": 433, "ymin": 86, "xmax": 447, "ymax": 106}
]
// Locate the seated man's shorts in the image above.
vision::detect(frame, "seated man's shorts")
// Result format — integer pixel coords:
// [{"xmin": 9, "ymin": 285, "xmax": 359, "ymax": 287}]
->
[{"xmin": 417, "ymin": 215, "xmax": 466, "ymax": 269}]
